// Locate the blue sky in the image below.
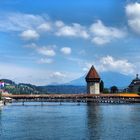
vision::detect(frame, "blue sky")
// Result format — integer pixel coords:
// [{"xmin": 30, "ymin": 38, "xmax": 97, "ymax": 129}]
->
[{"xmin": 0, "ymin": 0, "xmax": 140, "ymax": 85}]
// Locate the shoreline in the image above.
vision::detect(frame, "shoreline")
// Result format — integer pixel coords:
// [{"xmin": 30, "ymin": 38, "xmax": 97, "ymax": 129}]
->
[{"xmin": 0, "ymin": 100, "xmax": 3, "ymax": 107}]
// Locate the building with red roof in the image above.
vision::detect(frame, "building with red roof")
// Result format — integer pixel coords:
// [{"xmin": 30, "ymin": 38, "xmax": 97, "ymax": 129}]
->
[{"xmin": 85, "ymin": 65, "xmax": 101, "ymax": 94}]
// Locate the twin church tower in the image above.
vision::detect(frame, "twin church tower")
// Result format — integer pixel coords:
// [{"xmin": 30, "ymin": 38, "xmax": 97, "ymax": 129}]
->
[{"xmin": 85, "ymin": 65, "xmax": 101, "ymax": 94}]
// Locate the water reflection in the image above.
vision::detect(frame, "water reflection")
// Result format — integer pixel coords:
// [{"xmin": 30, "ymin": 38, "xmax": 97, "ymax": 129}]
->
[
  {"xmin": 0, "ymin": 103, "xmax": 140, "ymax": 140},
  {"xmin": 86, "ymin": 103, "xmax": 102, "ymax": 139},
  {"xmin": 86, "ymin": 104, "xmax": 140, "ymax": 140}
]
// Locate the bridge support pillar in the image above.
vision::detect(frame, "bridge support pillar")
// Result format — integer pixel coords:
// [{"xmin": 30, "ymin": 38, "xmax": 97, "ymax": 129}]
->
[
  {"xmin": 22, "ymin": 101, "xmax": 24, "ymax": 106},
  {"xmin": 41, "ymin": 100, "xmax": 43, "ymax": 106}
]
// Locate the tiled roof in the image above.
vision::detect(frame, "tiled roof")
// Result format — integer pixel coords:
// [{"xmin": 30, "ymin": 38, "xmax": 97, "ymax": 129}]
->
[{"xmin": 86, "ymin": 65, "xmax": 100, "ymax": 79}]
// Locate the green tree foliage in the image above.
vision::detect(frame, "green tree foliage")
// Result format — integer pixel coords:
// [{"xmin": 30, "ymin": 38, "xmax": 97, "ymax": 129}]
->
[
  {"xmin": 1, "ymin": 79, "xmax": 43, "ymax": 94},
  {"xmin": 100, "ymin": 80, "xmax": 104, "ymax": 93},
  {"xmin": 4, "ymin": 84, "xmax": 42, "ymax": 94},
  {"xmin": 110, "ymin": 86, "xmax": 118, "ymax": 93},
  {"xmin": 103, "ymin": 88, "xmax": 109, "ymax": 94},
  {"xmin": 137, "ymin": 86, "xmax": 140, "ymax": 95},
  {"xmin": 1, "ymin": 79, "xmax": 87, "ymax": 94}
]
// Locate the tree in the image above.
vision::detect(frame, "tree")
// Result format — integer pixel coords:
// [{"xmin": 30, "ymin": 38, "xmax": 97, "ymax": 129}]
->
[
  {"xmin": 138, "ymin": 86, "xmax": 140, "ymax": 94},
  {"xmin": 100, "ymin": 80, "xmax": 104, "ymax": 93},
  {"xmin": 110, "ymin": 86, "xmax": 118, "ymax": 93},
  {"xmin": 103, "ymin": 88, "xmax": 109, "ymax": 94}
]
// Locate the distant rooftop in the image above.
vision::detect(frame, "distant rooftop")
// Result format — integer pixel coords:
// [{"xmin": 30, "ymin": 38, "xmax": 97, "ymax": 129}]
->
[{"xmin": 129, "ymin": 74, "xmax": 140, "ymax": 86}]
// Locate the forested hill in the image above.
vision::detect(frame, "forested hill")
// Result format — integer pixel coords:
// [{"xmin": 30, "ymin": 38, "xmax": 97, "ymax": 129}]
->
[
  {"xmin": 1, "ymin": 79, "xmax": 42, "ymax": 94},
  {"xmin": 38, "ymin": 85, "xmax": 86, "ymax": 94},
  {"xmin": 0, "ymin": 79, "xmax": 86, "ymax": 94}
]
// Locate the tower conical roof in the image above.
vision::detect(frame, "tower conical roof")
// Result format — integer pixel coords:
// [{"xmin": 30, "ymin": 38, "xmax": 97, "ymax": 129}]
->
[{"xmin": 85, "ymin": 65, "xmax": 100, "ymax": 80}]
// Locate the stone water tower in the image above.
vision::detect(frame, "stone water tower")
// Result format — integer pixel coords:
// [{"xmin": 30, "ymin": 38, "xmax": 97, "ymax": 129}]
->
[{"xmin": 85, "ymin": 65, "xmax": 101, "ymax": 94}]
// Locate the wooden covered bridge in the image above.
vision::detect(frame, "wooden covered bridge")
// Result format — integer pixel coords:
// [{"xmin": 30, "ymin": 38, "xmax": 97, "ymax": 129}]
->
[
  {"xmin": 2, "ymin": 94, "xmax": 140, "ymax": 105},
  {"xmin": 2, "ymin": 66, "xmax": 140, "ymax": 105}
]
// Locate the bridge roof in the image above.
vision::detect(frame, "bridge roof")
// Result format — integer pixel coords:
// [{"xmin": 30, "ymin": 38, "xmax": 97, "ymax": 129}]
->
[{"xmin": 2, "ymin": 93, "xmax": 140, "ymax": 98}]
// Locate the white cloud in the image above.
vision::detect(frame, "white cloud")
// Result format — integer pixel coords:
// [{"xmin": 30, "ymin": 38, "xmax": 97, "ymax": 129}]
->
[
  {"xmin": 91, "ymin": 37, "xmax": 110, "ymax": 45},
  {"xmin": 90, "ymin": 20, "xmax": 126, "ymax": 45},
  {"xmin": 37, "ymin": 22, "xmax": 52, "ymax": 32},
  {"xmin": 25, "ymin": 43, "xmax": 56, "ymax": 58},
  {"xmin": 56, "ymin": 23, "xmax": 89, "ymax": 39},
  {"xmin": 20, "ymin": 29, "xmax": 40, "ymax": 40},
  {"xmin": 0, "ymin": 62, "xmax": 80, "ymax": 85},
  {"xmin": 82, "ymin": 67, "xmax": 89, "ymax": 72},
  {"xmin": 0, "ymin": 12, "xmax": 89, "ymax": 39},
  {"xmin": 55, "ymin": 20, "xmax": 65, "ymax": 27},
  {"xmin": 0, "ymin": 12, "xmax": 46, "ymax": 32},
  {"xmin": 99, "ymin": 56, "xmax": 135, "ymax": 75},
  {"xmin": 37, "ymin": 58, "xmax": 53, "ymax": 64},
  {"xmin": 82, "ymin": 56, "xmax": 135, "ymax": 75},
  {"xmin": 78, "ymin": 50, "xmax": 86, "ymax": 55},
  {"xmin": 0, "ymin": 12, "xmax": 126, "ymax": 45},
  {"xmin": 37, "ymin": 47, "xmax": 56, "ymax": 57},
  {"xmin": 126, "ymin": 2, "xmax": 140, "ymax": 18},
  {"xmin": 52, "ymin": 72, "xmax": 66, "ymax": 78},
  {"xmin": 60, "ymin": 47, "xmax": 71, "ymax": 55},
  {"xmin": 50, "ymin": 71, "xmax": 67, "ymax": 84},
  {"xmin": 126, "ymin": 2, "xmax": 140, "ymax": 34},
  {"xmin": 24, "ymin": 43, "xmax": 38, "ymax": 49},
  {"xmin": 82, "ymin": 62, "xmax": 95, "ymax": 72},
  {"xmin": 0, "ymin": 62, "xmax": 51, "ymax": 85},
  {"xmin": 50, "ymin": 71, "xmax": 82, "ymax": 84}
]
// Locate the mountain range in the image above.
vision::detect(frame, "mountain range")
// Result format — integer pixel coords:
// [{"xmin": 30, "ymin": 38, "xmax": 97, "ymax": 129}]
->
[
  {"xmin": 67, "ymin": 71, "xmax": 133, "ymax": 88},
  {"xmin": 1, "ymin": 71, "xmax": 134, "ymax": 94}
]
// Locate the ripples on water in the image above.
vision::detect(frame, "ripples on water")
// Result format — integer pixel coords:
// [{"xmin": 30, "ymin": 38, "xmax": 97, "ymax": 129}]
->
[{"xmin": 0, "ymin": 102, "xmax": 140, "ymax": 140}]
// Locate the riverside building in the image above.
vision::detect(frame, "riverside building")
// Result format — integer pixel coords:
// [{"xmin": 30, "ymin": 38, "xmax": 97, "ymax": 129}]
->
[{"xmin": 128, "ymin": 74, "xmax": 140, "ymax": 93}]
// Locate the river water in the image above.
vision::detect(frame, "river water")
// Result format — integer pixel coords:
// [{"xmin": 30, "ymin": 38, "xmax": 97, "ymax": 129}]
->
[{"xmin": 0, "ymin": 102, "xmax": 140, "ymax": 140}]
